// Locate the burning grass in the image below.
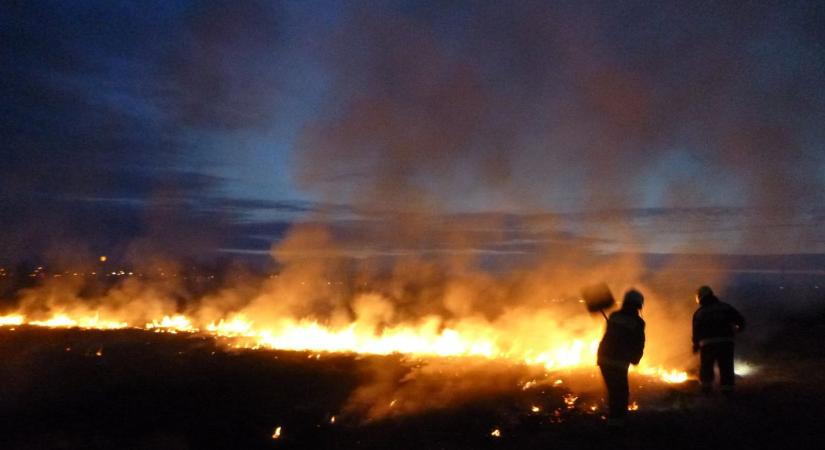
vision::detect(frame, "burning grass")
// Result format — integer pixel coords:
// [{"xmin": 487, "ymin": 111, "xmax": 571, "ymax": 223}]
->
[
  {"xmin": 0, "ymin": 325, "xmax": 818, "ymax": 450},
  {"xmin": 0, "ymin": 309, "xmax": 688, "ymax": 385}
]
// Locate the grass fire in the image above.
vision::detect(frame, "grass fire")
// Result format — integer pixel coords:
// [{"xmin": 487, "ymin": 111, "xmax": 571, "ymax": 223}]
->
[
  {"xmin": 0, "ymin": 306, "xmax": 687, "ymax": 383},
  {"xmin": 0, "ymin": 276, "xmax": 823, "ymax": 450},
  {"xmin": 4, "ymin": 0, "xmax": 825, "ymax": 448}
]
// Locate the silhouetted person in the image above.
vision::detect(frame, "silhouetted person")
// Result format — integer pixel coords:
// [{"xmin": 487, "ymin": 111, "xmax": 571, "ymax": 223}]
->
[
  {"xmin": 692, "ymin": 285, "xmax": 745, "ymax": 395},
  {"xmin": 597, "ymin": 289, "xmax": 645, "ymax": 427}
]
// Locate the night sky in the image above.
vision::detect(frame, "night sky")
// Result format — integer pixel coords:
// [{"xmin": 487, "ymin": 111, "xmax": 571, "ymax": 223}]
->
[{"xmin": 2, "ymin": 0, "xmax": 824, "ymax": 265}]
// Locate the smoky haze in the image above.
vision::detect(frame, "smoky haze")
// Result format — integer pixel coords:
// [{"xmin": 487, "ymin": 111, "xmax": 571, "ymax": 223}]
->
[
  {"xmin": 266, "ymin": 1, "xmax": 825, "ymax": 412},
  {"xmin": 295, "ymin": 1, "xmax": 825, "ymax": 253},
  {"xmin": 3, "ymin": 0, "xmax": 825, "ymax": 419}
]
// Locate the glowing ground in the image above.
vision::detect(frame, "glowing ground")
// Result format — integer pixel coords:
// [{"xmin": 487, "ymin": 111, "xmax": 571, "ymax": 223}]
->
[{"xmin": 0, "ymin": 326, "xmax": 823, "ymax": 450}]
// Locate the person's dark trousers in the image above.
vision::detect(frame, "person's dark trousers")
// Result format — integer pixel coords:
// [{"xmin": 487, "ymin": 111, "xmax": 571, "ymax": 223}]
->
[
  {"xmin": 599, "ymin": 364, "xmax": 629, "ymax": 421},
  {"xmin": 699, "ymin": 342, "xmax": 735, "ymax": 393}
]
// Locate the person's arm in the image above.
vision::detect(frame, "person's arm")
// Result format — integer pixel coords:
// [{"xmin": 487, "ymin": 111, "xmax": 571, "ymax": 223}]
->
[{"xmin": 691, "ymin": 311, "xmax": 700, "ymax": 353}]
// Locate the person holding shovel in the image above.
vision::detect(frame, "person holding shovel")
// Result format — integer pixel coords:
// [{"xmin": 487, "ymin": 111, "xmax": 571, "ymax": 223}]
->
[{"xmin": 597, "ymin": 289, "xmax": 645, "ymax": 428}]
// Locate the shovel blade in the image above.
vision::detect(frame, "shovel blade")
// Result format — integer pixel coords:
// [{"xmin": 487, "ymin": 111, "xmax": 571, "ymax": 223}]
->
[{"xmin": 581, "ymin": 282, "xmax": 615, "ymax": 313}]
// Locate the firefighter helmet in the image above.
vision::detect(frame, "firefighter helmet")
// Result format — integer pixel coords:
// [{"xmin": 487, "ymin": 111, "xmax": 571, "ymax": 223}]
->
[
  {"xmin": 622, "ymin": 289, "xmax": 644, "ymax": 310},
  {"xmin": 696, "ymin": 285, "xmax": 714, "ymax": 300}
]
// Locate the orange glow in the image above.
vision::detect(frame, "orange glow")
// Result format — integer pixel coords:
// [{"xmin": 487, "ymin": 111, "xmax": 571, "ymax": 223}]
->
[
  {"xmin": 0, "ymin": 310, "xmax": 689, "ymax": 383},
  {"xmin": 146, "ymin": 315, "xmax": 196, "ymax": 333},
  {"xmin": 28, "ymin": 313, "xmax": 127, "ymax": 330},
  {"xmin": 0, "ymin": 314, "xmax": 24, "ymax": 326},
  {"xmin": 635, "ymin": 366, "xmax": 689, "ymax": 383}
]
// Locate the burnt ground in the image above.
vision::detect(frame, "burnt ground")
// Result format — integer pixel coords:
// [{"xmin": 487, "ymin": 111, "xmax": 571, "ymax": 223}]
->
[{"xmin": 0, "ymin": 326, "xmax": 823, "ymax": 450}]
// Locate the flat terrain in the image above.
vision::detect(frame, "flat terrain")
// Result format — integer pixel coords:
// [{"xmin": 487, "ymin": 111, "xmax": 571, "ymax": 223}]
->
[{"xmin": 0, "ymin": 325, "xmax": 822, "ymax": 450}]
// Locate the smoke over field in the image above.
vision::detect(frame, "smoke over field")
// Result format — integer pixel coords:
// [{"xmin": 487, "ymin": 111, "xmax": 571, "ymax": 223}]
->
[{"xmin": 3, "ymin": 1, "xmax": 825, "ymax": 448}]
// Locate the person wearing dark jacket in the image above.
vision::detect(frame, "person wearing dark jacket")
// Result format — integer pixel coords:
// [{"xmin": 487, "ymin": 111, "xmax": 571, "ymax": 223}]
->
[
  {"xmin": 597, "ymin": 289, "xmax": 645, "ymax": 426},
  {"xmin": 692, "ymin": 285, "xmax": 745, "ymax": 395}
]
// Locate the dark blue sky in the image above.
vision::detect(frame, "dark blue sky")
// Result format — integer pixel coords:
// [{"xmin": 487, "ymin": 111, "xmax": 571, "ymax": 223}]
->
[{"xmin": 2, "ymin": 0, "xmax": 824, "ymax": 264}]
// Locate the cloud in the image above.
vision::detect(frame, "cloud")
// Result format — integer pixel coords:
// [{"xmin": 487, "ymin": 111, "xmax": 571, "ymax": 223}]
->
[
  {"xmin": 154, "ymin": 0, "xmax": 289, "ymax": 131},
  {"xmin": 3, "ymin": 1, "xmax": 824, "ymax": 262},
  {"xmin": 0, "ymin": 1, "xmax": 299, "ymax": 262}
]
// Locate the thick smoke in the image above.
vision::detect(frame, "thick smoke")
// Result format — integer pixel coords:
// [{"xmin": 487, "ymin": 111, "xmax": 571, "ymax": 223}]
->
[
  {"xmin": 264, "ymin": 1, "xmax": 825, "ymax": 413},
  {"xmin": 4, "ymin": 0, "xmax": 825, "ymax": 419},
  {"xmin": 295, "ymin": 1, "xmax": 824, "ymax": 252}
]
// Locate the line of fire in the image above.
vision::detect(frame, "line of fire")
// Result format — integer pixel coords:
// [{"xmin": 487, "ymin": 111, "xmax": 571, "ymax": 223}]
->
[
  {"xmin": 2, "ymin": 252, "xmax": 823, "ymax": 448},
  {"xmin": 4, "ymin": 1, "xmax": 825, "ymax": 448}
]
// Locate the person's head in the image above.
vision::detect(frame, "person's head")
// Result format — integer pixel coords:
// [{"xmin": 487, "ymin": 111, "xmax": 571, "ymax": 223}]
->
[
  {"xmin": 695, "ymin": 285, "xmax": 714, "ymax": 304},
  {"xmin": 622, "ymin": 289, "xmax": 644, "ymax": 311}
]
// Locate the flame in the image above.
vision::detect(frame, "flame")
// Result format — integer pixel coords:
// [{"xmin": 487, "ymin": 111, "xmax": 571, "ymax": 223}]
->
[
  {"xmin": 636, "ymin": 366, "xmax": 688, "ymax": 384},
  {"xmin": 0, "ymin": 314, "xmax": 24, "ymax": 326},
  {"xmin": 28, "ymin": 313, "xmax": 127, "ymax": 330},
  {"xmin": 271, "ymin": 426, "xmax": 282, "ymax": 439},
  {"xmin": 490, "ymin": 428, "xmax": 501, "ymax": 437},
  {"xmin": 525, "ymin": 339, "xmax": 596, "ymax": 369},
  {"xmin": 0, "ymin": 310, "xmax": 688, "ymax": 383},
  {"xmin": 146, "ymin": 315, "xmax": 196, "ymax": 333}
]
